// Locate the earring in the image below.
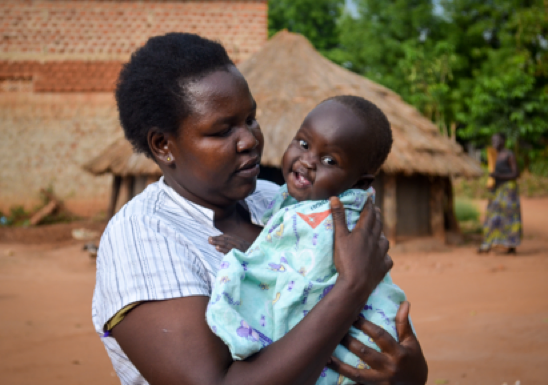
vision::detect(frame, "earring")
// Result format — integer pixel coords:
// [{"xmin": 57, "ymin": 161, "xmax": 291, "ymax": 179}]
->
[{"xmin": 167, "ymin": 157, "xmax": 171, "ymax": 161}]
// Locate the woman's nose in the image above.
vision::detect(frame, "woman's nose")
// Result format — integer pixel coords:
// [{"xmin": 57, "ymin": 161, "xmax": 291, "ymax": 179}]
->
[{"xmin": 236, "ymin": 127, "xmax": 259, "ymax": 153}]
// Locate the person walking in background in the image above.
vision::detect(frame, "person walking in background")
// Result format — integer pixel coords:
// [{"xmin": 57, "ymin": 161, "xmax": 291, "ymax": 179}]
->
[{"xmin": 479, "ymin": 133, "xmax": 522, "ymax": 254}]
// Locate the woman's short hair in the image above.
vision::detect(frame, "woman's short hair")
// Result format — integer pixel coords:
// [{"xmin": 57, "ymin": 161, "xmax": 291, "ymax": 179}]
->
[{"xmin": 116, "ymin": 33, "xmax": 234, "ymax": 157}]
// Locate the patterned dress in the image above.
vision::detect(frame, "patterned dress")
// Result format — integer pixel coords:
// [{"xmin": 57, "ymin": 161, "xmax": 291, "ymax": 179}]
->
[{"xmin": 481, "ymin": 155, "xmax": 522, "ymax": 249}]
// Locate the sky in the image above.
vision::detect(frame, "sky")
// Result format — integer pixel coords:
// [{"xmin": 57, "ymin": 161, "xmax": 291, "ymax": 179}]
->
[
  {"xmin": 344, "ymin": 0, "xmax": 359, "ymax": 17},
  {"xmin": 344, "ymin": 0, "xmax": 444, "ymax": 18}
]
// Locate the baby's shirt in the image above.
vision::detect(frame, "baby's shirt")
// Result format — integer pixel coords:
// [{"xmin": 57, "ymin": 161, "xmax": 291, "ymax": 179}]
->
[{"xmin": 206, "ymin": 185, "xmax": 406, "ymax": 385}]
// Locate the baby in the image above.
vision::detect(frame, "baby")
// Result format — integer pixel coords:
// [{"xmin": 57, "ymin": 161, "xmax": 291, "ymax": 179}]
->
[{"xmin": 206, "ymin": 95, "xmax": 407, "ymax": 385}]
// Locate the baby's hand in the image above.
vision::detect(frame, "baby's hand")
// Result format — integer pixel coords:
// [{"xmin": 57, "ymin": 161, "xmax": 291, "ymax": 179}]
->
[{"xmin": 208, "ymin": 235, "xmax": 251, "ymax": 254}]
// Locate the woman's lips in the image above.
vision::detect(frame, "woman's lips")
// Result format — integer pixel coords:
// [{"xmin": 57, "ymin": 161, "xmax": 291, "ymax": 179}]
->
[{"xmin": 235, "ymin": 163, "xmax": 260, "ymax": 178}]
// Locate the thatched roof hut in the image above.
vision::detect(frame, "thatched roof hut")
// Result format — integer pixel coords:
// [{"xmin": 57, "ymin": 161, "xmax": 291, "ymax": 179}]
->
[
  {"xmin": 85, "ymin": 31, "xmax": 482, "ymax": 244},
  {"xmin": 83, "ymin": 137, "xmax": 161, "ymax": 217},
  {"xmin": 84, "ymin": 136, "xmax": 161, "ymax": 177}
]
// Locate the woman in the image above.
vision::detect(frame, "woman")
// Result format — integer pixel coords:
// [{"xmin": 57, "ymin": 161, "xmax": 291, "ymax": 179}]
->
[
  {"xmin": 92, "ymin": 33, "xmax": 428, "ymax": 385},
  {"xmin": 479, "ymin": 133, "xmax": 522, "ymax": 254}
]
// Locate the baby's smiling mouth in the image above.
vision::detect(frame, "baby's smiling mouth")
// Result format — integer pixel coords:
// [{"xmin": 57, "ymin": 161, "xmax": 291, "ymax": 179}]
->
[{"xmin": 291, "ymin": 167, "xmax": 312, "ymax": 188}]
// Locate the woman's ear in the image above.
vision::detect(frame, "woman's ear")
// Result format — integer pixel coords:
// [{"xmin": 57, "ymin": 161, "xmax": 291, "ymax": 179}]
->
[
  {"xmin": 353, "ymin": 174, "xmax": 375, "ymax": 190},
  {"xmin": 148, "ymin": 129, "xmax": 175, "ymax": 167}
]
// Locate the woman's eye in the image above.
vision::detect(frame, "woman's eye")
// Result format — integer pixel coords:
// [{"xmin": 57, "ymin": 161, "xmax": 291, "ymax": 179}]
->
[
  {"xmin": 299, "ymin": 140, "xmax": 309, "ymax": 149},
  {"xmin": 321, "ymin": 157, "xmax": 336, "ymax": 166}
]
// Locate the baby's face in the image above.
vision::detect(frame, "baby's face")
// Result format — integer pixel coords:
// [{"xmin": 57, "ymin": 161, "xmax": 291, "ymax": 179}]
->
[{"xmin": 282, "ymin": 100, "xmax": 372, "ymax": 201}]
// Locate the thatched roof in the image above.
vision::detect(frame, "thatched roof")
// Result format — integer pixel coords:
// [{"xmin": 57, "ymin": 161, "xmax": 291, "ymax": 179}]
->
[
  {"xmin": 85, "ymin": 31, "xmax": 482, "ymax": 178},
  {"xmin": 83, "ymin": 137, "xmax": 161, "ymax": 177}
]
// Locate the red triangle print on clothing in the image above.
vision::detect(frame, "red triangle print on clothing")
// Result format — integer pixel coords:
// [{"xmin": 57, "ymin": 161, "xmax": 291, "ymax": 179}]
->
[{"xmin": 297, "ymin": 210, "xmax": 331, "ymax": 229}]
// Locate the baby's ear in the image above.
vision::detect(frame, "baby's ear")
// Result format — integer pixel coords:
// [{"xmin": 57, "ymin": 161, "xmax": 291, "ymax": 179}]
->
[{"xmin": 353, "ymin": 174, "xmax": 375, "ymax": 190}]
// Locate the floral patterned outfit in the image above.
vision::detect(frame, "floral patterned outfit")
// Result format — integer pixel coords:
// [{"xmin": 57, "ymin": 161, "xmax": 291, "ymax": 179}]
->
[{"xmin": 206, "ymin": 185, "xmax": 407, "ymax": 385}]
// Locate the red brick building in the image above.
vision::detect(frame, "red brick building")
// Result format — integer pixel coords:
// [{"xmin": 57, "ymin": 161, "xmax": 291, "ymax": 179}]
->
[{"xmin": 0, "ymin": 0, "xmax": 267, "ymax": 215}]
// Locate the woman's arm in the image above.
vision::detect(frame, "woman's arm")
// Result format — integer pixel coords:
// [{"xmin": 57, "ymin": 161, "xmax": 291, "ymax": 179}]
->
[{"xmin": 112, "ymin": 198, "xmax": 392, "ymax": 385}]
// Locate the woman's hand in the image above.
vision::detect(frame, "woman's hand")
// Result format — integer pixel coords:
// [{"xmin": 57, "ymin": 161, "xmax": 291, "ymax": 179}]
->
[
  {"xmin": 328, "ymin": 301, "xmax": 428, "ymax": 385},
  {"xmin": 209, "ymin": 234, "xmax": 251, "ymax": 254},
  {"xmin": 330, "ymin": 196, "xmax": 392, "ymax": 303}
]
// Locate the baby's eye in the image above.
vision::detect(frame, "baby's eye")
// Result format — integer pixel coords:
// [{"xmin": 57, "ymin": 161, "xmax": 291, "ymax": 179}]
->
[
  {"xmin": 321, "ymin": 157, "xmax": 336, "ymax": 166},
  {"xmin": 299, "ymin": 140, "xmax": 309, "ymax": 150}
]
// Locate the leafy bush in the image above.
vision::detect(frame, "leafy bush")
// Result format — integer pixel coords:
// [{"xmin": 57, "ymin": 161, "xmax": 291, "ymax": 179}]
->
[
  {"xmin": 454, "ymin": 198, "xmax": 480, "ymax": 223},
  {"xmin": 530, "ymin": 157, "xmax": 548, "ymax": 178}
]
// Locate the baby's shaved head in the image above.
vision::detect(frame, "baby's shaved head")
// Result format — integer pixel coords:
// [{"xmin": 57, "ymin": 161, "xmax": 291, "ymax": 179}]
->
[{"xmin": 322, "ymin": 95, "xmax": 393, "ymax": 175}]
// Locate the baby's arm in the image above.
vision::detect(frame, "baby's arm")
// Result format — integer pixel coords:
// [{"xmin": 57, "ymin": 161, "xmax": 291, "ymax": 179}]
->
[{"xmin": 209, "ymin": 234, "xmax": 251, "ymax": 254}]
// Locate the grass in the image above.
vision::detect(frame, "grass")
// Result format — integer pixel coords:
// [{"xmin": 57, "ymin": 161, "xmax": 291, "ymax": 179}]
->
[
  {"xmin": 454, "ymin": 198, "xmax": 480, "ymax": 222},
  {"xmin": 454, "ymin": 198, "xmax": 483, "ymax": 235}
]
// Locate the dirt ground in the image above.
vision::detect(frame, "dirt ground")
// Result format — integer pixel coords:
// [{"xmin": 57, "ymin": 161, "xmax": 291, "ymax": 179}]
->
[{"xmin": 0, "ymin": 199, "xmax": 547, "ymax": 385}]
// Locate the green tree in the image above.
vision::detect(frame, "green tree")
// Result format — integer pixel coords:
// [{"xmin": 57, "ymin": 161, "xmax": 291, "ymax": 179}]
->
[
  {"xmin": 334, "ymin": 0, "xmax": 464, "ymax": 135},
  {"xmin": 268, "ymin": 0, "xmax": 344, "ymax": 53},
  {"xmin": 335, "ymin": 0, "xmax": 442, "ymax": 90},
  {"xmin": 398, "ymin": 40, "xmax": 461, "ymax": 138},
  {"xmin": 453, "ymin": 0, "xmax": 548, "ymax": 169},
  {"xmin": 335, "ymin": 0, "xmax": 548, "ymax": 171}
]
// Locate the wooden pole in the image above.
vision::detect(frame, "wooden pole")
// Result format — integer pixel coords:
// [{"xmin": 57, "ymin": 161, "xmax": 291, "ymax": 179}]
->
[
  {"xmin": 443, "ymin": 177, "xmax": 463, "ymax": 244},
  {"xmin": 114, "ymin": 176, "xmax": 134, "ymax": 214},
  {"xmin": 383, "ymin": 174, "xmax": 397, "ymax": 245},
  {"xmin": 108, "ymin": 175, "xmax": 122, "ymax": 219},
  {"xmin": 429, "ymin": 177, "xmax": 446, "ymax": 242}
]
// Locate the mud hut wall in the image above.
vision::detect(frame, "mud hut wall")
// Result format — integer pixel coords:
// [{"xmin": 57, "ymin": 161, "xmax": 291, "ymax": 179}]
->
[
  {"xmin": 0, "ymin": 0, "xmax": 268, "ymax": 216},
  {"xmin": 0, "ymin": 92, "xmax": 119, "ymax": 216},
  {"xmin": 396, "ymin": 174, "xmax": 431, "ymax": 237}
]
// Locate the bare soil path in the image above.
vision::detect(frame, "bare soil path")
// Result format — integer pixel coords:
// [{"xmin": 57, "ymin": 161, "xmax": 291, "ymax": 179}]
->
[{"xmin": 1, "ymin": 198, "xmax": 547, "ymax": 385}]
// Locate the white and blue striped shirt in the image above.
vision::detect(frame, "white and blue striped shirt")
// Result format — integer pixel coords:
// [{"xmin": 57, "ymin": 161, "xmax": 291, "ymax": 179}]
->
[{"xmin": 92, "ymin": 177, "xmax": 279, "ymax": 384}]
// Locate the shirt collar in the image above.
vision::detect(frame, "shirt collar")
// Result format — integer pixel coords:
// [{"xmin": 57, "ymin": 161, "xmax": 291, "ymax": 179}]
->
[
  {"xmin": 158, "ymin": 176, "xmax": 215, "ymax": 224},
  {"xmin": 158, "ymin": 176, "xmax": 259, "ymax": 226}
]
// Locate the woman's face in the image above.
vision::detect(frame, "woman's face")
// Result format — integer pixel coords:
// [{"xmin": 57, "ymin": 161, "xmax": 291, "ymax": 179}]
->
[
  {"xmin": 163, "ymin": 66, "xmax": 264, "ymax": 209},
  {"xmin": 491, "ymin": 134, "xmax": 505, "ymax": 151}
]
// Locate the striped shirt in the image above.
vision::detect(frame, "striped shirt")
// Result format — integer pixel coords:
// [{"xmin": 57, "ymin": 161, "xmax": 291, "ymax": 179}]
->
[{"xmin": 92, "ymin": 177, "xmax": 279, "ymax": 385}]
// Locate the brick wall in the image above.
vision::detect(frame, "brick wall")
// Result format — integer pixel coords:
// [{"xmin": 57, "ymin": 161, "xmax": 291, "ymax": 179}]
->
[
  {"xmin": 0, "ymin": 0, "xmax": 268, "ymax": 216},
  {"xmin": 0, "ymin": 0, "xmax": 267, "ymax": 63}
]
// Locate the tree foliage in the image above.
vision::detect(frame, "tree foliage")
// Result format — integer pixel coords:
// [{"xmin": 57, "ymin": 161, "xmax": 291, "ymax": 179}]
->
[{"xmin": 268, "ymin": 0, "xmax": 344, "ymax": 52}]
